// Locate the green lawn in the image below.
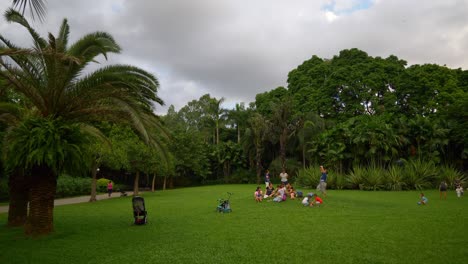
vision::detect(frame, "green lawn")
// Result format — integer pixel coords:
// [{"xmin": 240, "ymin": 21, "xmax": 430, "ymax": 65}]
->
[{"xmin": 1, "ymin": 185, "xmax": 467, "ymax": 264}]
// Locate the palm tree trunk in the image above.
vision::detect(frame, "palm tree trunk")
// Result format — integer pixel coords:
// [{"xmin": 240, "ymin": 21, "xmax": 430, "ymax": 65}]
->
[
  {"xmin": 133, "ymin": 171, "xmax": 140, "ymax": 196},
  {"xmin": 280, "ymin": 130, "xmax": 287, "ymax": 170},
  {"xmin": 302, "ymin": 144, "xmax": 306, "ymax": 169},
  {"xmin": 151, "ymin": 173, "xmax": 156, "ymax": 192},
  {"xmin": 256, "ymin": 149, "xmax": 262, "ymax": 184},
  {"xmin": 7, "ymin": 168, "xmax": 29, "ymax": 227},
  {"xmin": 163, "ymin": 175, "xmax": 167, "ymax": 190},
  {"xmin": 237, "ymin": 125, "xmax": 240, "ymax": 144},
  {"xmin": 25, "ymin": 165, "xmax": 57, "ymax": 236},
  {"xmin": 89, "ymin": 163, "xmax": 98, "ymax": 202}
]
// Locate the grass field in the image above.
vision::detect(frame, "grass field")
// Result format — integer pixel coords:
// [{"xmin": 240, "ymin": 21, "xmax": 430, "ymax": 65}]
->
[{"xmin": 1, "ymin": 185, "xmax": 467, "ymax": 264}]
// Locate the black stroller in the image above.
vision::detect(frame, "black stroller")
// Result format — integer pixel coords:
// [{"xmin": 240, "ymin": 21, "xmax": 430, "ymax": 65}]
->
[
  {"xmin": 216, "ymin": 192, "xmax": 232, "ymax": 213},
  {"xmin": 132, "ymin": 196, "xmax": 147, "ymax": 225}
]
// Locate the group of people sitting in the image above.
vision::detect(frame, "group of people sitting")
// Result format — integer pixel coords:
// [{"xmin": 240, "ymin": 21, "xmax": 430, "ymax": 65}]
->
[
  {"xmin": 254, "ymin": 183, "xmax": 322, "ymax": 206},
  {"xmin": 255, "ymin": 183, "xmax": 298, "ymax": 202}
]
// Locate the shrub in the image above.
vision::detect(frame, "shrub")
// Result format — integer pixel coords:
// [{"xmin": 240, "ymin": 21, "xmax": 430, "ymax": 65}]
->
[
  {"xmin": 56, "ymin": 175, "xmax": 92, "ymax": 198},
  {"xmin": 362, "ymin": 166, "xmax": 385, "ymax": 191},
  {"xmin": 438, "ymin": 165, "xmax": 466, "ymax": 189},
  {"xmin": 385, "ymin": 166, "xmax": 406, "ymax": 191},
  {"xmin": 403, "ymin": 159, "xmax": 437, "ymax": 190},
  {"xmin": 268, "ymin": 158, "xmax": 302, "ymax": 183},
  {"xmin": 226, "ymin": 168, "xmax": 256, "ymax": 184},
  {"xmin": 97, "ymin": 178, "xmax": 113, "ymax": 193},
  {"xmin": 346, "ymin": 166, "xmax": 365, "ymax": 190},
  {"xmin": 295, "ymin": 165, "xmax": 321, "ymax": 188},
  {"xmin": 327, "ymin": 171, "xmax": 347, "ymax": 190}
]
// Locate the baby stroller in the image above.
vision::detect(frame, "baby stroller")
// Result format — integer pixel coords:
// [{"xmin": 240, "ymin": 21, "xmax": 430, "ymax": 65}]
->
[
  {"xmin": 216, "ymin": 192, "xmax": 233, "ymax": 213},
  {"xmin": 132, "ymin": 196, "xmax": 147, "ymax": 225}
]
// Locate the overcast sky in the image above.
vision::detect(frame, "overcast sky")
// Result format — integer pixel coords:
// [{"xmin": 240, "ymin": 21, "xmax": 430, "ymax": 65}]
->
[{"xmin": 1, "ymin": 0, "xmax": 467, "ymax": 113}]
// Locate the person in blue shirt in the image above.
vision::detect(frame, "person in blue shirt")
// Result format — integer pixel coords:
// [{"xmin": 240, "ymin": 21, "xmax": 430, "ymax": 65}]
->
[
  {"xmin": 316, "ymin": 165, "xmax": 328, "ymax": 197},
  {"xmin": 264, "ymin": 169, "xmax": 271, "ymax": 188},
  {"xmin": 418, "ymin": 193, "xmax": 428, "ymax": 205}
]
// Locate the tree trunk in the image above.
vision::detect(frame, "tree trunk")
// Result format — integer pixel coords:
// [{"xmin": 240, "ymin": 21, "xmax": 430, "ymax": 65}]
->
[
  {"xmin": 237, "ymin": 125, "xmax": 240, "ymax": 144},
  {"xmin": 25, "ymin": 165, "xmax": 57, "ymax": 236},
  {"xmin": 256, "ymin": 149, "xmax": 262, "ymax": 185},
  {"xmin": 280, "ymin": 129, "xmax": 287, "ymax": 170},
  {"xmin": 216, "ymin": 120, "xmax": 220, "ymax": 145},
  {"xmin": 7, "ymin": 169, "xmax": 29, "ymax": 227},
  {"xmin": 133, "ymin": 171, "xmax": 140, "ymax": 196},
  {"xmin": 163, "ymin": 175, "xmax": 167, "ymax": 191},
  {"xmin": 89, "ymin": 162, "xmax": 98, "ymax": 202},
  {"xmin": 302, "ymin": 144, "xmax": 306, "ymax": 169},
  {"xmin": 151, "ymin": 173, "xmax": 156, "ymax": 192},
  {"xmin": 169, "ymin": 176, "xmax": 174, "ymax": 189}
]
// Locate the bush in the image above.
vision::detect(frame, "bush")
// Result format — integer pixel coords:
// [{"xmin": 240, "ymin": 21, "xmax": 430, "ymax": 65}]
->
[
  {"xmin": 346, "ymin": 166, "xmax": 365, "ymax": 190},
  {"xmin": 403, "ymin": 159, "xmax": 437, "ymax": 190},
  {"xmin": 438, "ymin": 165, "xmax": 466, "ymax": 189},
  {"xmin": 56, "ymin": 175, "xmax": 92, "ymax": 198},
  {"xmin": 328, "ymin": 171, "xmax": 347, "ymax": 190},
  {"xmin": 268, "ymin": 158, "xmax": 302, "ymax": 183},
  {"xmin": 361, "ymin": 166, "xmax": 385, "ymax": 191},
  {"xmin": 385, "ymin": 166, "xmax": 406, "ymax": 191},
  {"xmin": 226, "ymin": 168, "xmax": 256, "ymax": 184},
  {"xmin": 97, "ymin": 178, "xmax": 113, "ymax": 193},
  {"xmin": 295, "ymin": 165, "xmax": 321, "ymax": 188}
]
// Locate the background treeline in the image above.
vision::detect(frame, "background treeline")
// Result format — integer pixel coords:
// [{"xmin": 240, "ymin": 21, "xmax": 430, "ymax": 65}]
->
[
  {"xmin": 1, "ymin": 48, "xmax": 466, "ymax": 198},
  {"xmin": 159, "ymin": 48, "xmax": 467, "ymax": 189}
]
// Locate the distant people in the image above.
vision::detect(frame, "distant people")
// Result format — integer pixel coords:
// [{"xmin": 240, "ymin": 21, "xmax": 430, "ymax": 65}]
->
[
  {"xmin": 264, "ymin": 182, "xmax": 275, "ymax": 199},
  {"xmin": 418, "ymin": 193, "xmax": 428, "ymax": 205},
  {"xmin": 255, "ymin": 186, "xmax": 263, "ymax": 202},
  {"xmin": 107, "ymin": 181, "xmax": 113, "ymax": 197},
  {"xmin": 439, "ymin": 181, "xmax": 447, "ymax": 200},
  {"xmin": 456, "ymin": 182, "xmax": 464, "ymax": 198},
  {"xmin": 317, "ymin": 165, "xmax": 328, "ymax": 197},
  {"xmin": 265, "ymin": 169, "xmax": 271, "ymax": 188},
  {"xmin": 279, "ymin": 168, "xmax": 289, "ymax": 185},
  {"xmin": 289, "ymin": 186, "xmax": 296, "ymax": 199}
]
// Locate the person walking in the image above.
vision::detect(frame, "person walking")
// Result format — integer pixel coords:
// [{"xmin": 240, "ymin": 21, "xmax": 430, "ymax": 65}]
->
[
  {"xmin": 317, "ymin": 165, "xmax": 328, "ymax": 197},
  {"xmin": 107, "ymin": 181, "xmax": 113, "ymax": 197},
  {"xmin": 439, "ymin": 181, "xmax": 447, "ymax": 200}
]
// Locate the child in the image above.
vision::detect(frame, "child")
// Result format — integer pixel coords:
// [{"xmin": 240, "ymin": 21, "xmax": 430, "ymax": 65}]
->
[
  {"xmin": 439, "ymin": 181, "xmax": 447, "ymax": 200},
  {"xmin": 302, "ymin": 193, "xmax": 313, "ymax": 206},
  {"xmin": 254, "ymin": 187, "xmax": 263, "ymax": 202},
  {"xmin": 417, "ymin": 193, "xmax": 428, "ymax": 205},
  {"xmin": 273, "ymin": 185, "xmax": 286, "ymax": 202},
  {"xmin": 264, "ymin": 182, "xmax": 274, "ymax": 199},
  {"xmin": 289, "ymin": 186, "xmax": 296, "ymax": 199},
  {"xmin": 310, "ymin": 194, "xmax": 323, "ymax": 207},
  {"xmin": 456, "ymin": 184, "xmax": 464, "ymax": 198}
]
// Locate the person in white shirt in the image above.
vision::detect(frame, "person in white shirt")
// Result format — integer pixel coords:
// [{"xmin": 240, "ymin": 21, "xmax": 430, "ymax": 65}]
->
[{"xmin": 279, "ymin": 168, "xmax": 289, "ymax": 185}]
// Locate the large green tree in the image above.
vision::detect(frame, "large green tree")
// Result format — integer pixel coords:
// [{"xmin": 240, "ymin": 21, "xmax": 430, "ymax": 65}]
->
[{"xmin": 0, "ymin": 10, "xmax": 164, "ymax": 236}]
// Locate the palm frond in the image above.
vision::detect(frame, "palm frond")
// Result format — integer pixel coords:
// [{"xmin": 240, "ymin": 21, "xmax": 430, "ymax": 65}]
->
[{"xmin": 12, "ymin": 0, "xmax": 47, "ymax": 22}]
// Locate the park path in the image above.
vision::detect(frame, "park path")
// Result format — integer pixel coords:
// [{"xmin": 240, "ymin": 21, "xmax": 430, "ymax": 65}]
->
[{"xmin": 0, "ymin": 192, "xmax": 135, "ymax": 214}]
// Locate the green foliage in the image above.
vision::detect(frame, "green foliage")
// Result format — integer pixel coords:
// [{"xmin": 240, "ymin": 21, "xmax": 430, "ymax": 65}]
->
[
  {"xmin": 403, "ymin": 159, "xmax": 438, "ymax": 190},
  {"xmin": 55, "ymin": 175, "xmax": 92, "ymax": 198},
  {"xmin": 268, "ymin": 157, "xmax": 302, "ymax": 183},
  {"xmin": 438, "ymin": 165, "xmax": 466, "ymax": 189},
  {"xmin": 327, "ymin": 171, "xmax": 347, "ymax": 190},
  {"xmin": 385, "ymin": 165, "xmax": 406, "ymax": 191},
  {"xmin": 346, "ymin": 166, "xmax": 365, "ymax": 190},
  {"xmin": 295, "ymin": 165, "xmax": 321, "ymax": 188},
  {"xmin": 361, "ymin": 166, "xmax": 385, "ymax": 191},
  {"xmin": 96, "ymin": 178, "xmax": 113, "ymax": 193},
  {"xmin": 4, "ymin": 117, "xmax": 88, "ymax": 175}
]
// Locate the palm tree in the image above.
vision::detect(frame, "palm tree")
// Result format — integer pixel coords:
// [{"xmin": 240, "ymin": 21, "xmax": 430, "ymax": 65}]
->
[
  {"xmin": 246, "ymin": 113, "xmax": 269, "ymax": 184},
  {"xmin": 269, "ymin": 97, "xmax": 296, "ymax": 170},
  {"xmin": 11, "ymin": 0, "xmax": 46, "ymax": 21},
  {"xmin": 0, "ymin": 9, "xmax": 164, "ymax": 236}
]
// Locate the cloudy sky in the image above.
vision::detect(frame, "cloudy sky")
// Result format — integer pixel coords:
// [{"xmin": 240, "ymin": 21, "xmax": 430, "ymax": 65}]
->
[{"xmin": 1, "ymin": 0, "xmax": 467, "ymax": 113}]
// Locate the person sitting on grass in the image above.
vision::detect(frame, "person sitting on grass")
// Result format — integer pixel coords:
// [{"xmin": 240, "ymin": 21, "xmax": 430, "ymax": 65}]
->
[
  {"xmin": 455, "ymin": 182, "xmax": 464, "ymax": 198},
  {"xmin": 254, "ymin": 186, "xmax": 263, "ymax": 202},
  {"xmin": 417, "ymin": 193, "xmax": 428, "ymax": 205},
  {"xmin": 310, "ymin": 193, "xmax": 323, "ymax": 207},
  {"xmin": 289, "ymin": 186, "xmax": 296, "ymax": 199},
  {"xmin": 302, "ymin": 193, "xmax": 313, "ymax": 206},
  {"xmin": 264, "ymin": 182, "xmax": 275, "ymax": 199},
  {"xmin": 273, "ymin": 185, "xmax": 286, "ymax": 202}
]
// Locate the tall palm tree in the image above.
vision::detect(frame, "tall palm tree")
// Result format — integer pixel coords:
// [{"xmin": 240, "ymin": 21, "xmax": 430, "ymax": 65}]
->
[
  {"xmin": 246, "ymin": 113, "xmax": 269, "ymax": 184},
  {"xmin": 0, "ymin": 9, "xmax": 164, "ymax": 236}
]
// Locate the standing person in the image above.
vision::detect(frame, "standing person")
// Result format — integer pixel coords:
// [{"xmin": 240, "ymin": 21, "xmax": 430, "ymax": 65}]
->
[
  {"xmin": 264, "ymin": 169, "xmax": 271, "ymax": 188},
  {"xmin": 107, "ymin": 181, "xmax": 113, "ymax": 197},
  {"xmin": 439, "ymin": 181, "xmax": 447, "ymax": 200},
  {"xmin": 279, "ymin": 168, "xmax": 289, "ymax": 185},
  {"xmin": 317, "ymin": 165, "xmax": 328, "ymax": 197}
]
